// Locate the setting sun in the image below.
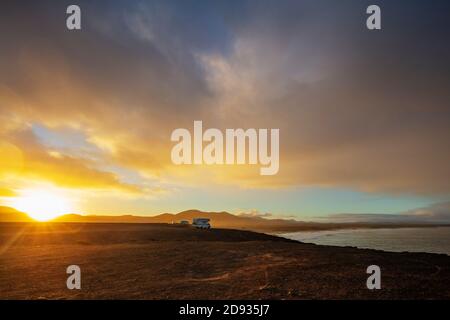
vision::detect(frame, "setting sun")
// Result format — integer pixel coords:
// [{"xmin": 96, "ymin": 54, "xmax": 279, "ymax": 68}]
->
[{"xmin": 9, "ymin": 189, "xmax": 74, "ymax": 221}]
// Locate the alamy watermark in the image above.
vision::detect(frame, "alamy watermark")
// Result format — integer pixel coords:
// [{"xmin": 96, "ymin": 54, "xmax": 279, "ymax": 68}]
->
[
  {"xmin": 366, "ymin": 5, "xmax": 381, "ymax": 30},
  {"xmin": 171, "ymin": 121, "xmax": 279, "ymax": 175},
  {"xmin": 66, "ymin": 5, "xmax": 81, "ymax": 30},
  {"xmin": 66, "ymin": 265, "xmax": 81, "ymax": 290},
  {"xmin": 366, "ymin": 265, "xmax": 381, "ymax": 289},
  {"xmin": 65, "ymin": 4, "xmax": 380, "ymax": 32}
]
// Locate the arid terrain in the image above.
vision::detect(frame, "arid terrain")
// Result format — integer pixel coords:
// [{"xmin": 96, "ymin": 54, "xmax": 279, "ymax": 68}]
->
[{"xmin": 0, "ymin": 222, "xmax": 449, "ymax": 299}]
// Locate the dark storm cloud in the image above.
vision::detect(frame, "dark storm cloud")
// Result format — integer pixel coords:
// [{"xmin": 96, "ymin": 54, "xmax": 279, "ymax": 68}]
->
[{"xmin": 0, "ymin": 0, "xmax": 449, "ymax": 195}]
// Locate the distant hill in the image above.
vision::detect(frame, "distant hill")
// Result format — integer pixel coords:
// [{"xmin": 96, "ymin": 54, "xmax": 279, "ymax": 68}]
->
[
  {"xmin": 50, "ymin": 209, "xmax": 311, "ymax": 231},
  {"xmin": 0, "ymin": 206, "xmax": 33, "ymax": 222},
  {"xmin": 50, "ymin": 209, "xmax": 447, "ymax": 232},
  {"xmin": 0, "ymin": 206, "xmax": 446, "ymax": 232}
]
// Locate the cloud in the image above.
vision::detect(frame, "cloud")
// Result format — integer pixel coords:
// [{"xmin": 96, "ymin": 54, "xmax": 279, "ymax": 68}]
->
[
  {"xmin": 0, "ymin": 187, "xmax": 17, "ymax": 197},
  {"xmin": 237, "ymin": 210, "xmax": 273, "ymax": 218},
  {"xmin": 0, "ymin": 126, "xmax": 143, "ymax": 194},
  {"xmin": 324, "ymin": 202, "xmax": 450, "ymax": 224},
  {"xmin": 0, "ymin": 0, "xmax": 449, "ymax": 198},
  {"xmin": 402, "ymin": 202, "xmax": 450, "ymax": 222}
]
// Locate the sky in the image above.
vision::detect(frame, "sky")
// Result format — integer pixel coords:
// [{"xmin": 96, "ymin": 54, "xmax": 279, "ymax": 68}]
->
[{"xmin": 0, "ymin": 0, "xmax": 449, "ymax": 221}]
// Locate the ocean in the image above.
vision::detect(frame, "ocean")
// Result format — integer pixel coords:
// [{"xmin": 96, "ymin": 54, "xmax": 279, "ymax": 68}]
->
[{"xmin": 280, "ymin": 226, "xmax": 450, "ymax": 255}]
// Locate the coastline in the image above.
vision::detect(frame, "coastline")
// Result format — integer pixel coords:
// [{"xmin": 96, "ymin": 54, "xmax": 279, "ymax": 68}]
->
[{"xmin": 278, "ymin": 226, "xmax": 450, "ymax": 256}]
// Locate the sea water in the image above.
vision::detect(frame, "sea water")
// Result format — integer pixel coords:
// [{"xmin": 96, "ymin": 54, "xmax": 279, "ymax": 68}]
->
[{"xmin": 280, "ymin": 227, "xmax": 450, "ymax": 255}]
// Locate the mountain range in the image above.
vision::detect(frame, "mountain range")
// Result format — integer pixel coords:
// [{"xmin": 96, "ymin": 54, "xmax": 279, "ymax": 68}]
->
[{"xmin": 0, "ymin": 206, "xmax": 446, "ymax": 232}]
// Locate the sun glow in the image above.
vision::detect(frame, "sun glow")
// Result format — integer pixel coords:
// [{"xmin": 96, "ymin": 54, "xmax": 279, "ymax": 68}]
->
[{"xmin": 9, "ymin": 189, "xmax": 74, "ymax": 221}]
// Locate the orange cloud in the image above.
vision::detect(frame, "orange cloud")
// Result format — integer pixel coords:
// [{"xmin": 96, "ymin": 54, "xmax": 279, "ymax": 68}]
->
[
  {"xmin": 0, "ymin": 128, "xmax": 143, "ymax": 195},
  {"xmin": 0, "ymin": 1, "xmax": 449, "ymax": 198},
  {"xmin": 0, "ymin": 187, "xmax": 17, "ymax": 197}
]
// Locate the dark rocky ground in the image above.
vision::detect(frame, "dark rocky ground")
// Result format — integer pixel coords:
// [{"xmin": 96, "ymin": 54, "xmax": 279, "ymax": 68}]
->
[{"xmin": 0, "ymin": 222, "xmax": 449, "ymax": 299}]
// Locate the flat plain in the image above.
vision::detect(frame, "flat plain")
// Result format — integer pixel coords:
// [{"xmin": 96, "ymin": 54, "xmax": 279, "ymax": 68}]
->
[{"xmin": 1, "ymin": 222, "xmax": 449, "ymax": 299}]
